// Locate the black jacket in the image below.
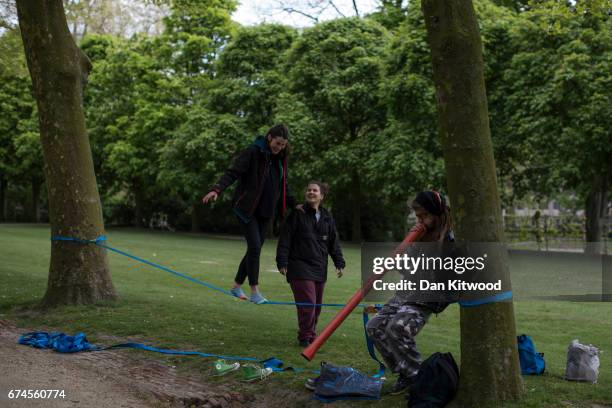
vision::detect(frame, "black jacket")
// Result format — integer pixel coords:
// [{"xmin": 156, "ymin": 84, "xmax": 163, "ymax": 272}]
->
[
  {"xmin": 276, "ymin": 204, "xmax": 345, "ymax": 282},
  {"xmin": 211, "ymin": 136, "xmax": 295, "ymax": 219}
]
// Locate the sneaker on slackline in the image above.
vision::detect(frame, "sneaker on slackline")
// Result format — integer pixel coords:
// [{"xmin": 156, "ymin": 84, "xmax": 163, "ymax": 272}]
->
[
  {"xmin": 242, "ymin": 364, "xmax": 273, "ymax": 382},
  {"xmin": 230, "ymin": 287, "xmax": 248, "ymax": 300},
  {"xmin": 250, "ymin": 292, "xmax": 268, "ymax": 304},
  {"xmin": 212, "ymin": 360, "xmax": 241, "ymax": 376}
]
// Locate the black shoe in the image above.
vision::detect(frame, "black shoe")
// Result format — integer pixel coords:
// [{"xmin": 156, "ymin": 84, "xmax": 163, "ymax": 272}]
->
[
  {"xmin": 389, "ymin": 374, "xmax": 412, "ymax": 395},
  {"xmin": 299, "ymin": 339, "xmax": 310, "ymax": 347}
]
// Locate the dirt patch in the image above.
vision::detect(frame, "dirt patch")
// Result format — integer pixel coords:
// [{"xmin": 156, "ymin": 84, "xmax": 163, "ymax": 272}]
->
[{"xmin": 0, "ymin": 319, "xmax": 310, "ymax": 407}]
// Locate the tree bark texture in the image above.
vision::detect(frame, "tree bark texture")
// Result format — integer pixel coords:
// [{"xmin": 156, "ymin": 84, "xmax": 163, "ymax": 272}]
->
[
  {"xmin": 421, "ymin": 0, "xmax": 523, "ymax": 405},
  {"xmin": 16, "ymin": 0, "xmax": 117, "ymax": 306},
  {"xmin": 585, "ymin": 175, "xmax": 606, "ymax": 254}
]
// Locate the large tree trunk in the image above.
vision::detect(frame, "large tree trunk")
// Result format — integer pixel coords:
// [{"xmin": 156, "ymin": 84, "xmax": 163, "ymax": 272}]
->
[
  {"xmin": 421, "ymin": 0, "xmax": 523, "ymax": 405},
  {"xmin": 16, "ymin": 0, "xmax": 117, "ymax": 306},
  {"xmin": 584, "ymin": 176, "xmax": 606, "ymax": 255}
]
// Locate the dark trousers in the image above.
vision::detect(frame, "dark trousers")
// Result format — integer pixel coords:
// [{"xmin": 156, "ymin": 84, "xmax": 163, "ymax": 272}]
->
[
  {"xmin": 235, "ymin": 216, "xmax": 270, "ymax": 286},
  {"xmin": 289, "ymin": 279, "xmax": 325, "ymax": 342}
]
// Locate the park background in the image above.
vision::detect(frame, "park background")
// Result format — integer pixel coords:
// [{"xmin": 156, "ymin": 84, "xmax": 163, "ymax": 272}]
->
[
  {"xmin": 1, "ymin": 0, "xmax": 610, "ymax": 247},
  {"xmin": 0, "ymin": 0, "xmax": 611, "ymax": 407}
]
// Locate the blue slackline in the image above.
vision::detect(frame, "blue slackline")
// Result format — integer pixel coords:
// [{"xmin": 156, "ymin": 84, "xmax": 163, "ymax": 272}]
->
[
  {"xmin": 459, "ymin": 290, "xmax": 513, "ymax": 307},
  {"xmin": 51, "ymin": 235, "xmax": 513, "ymax": 309},
  {"xmin": 47, "ymin": 234, "xmax": 515, "ymax": 378},
  {"xmin": 51, "ymin": 235, "xmax": 359, "ymax": 308},
  {"xmin": 17, "ymin": 331, "xmax": 319, "ymax": 373}
]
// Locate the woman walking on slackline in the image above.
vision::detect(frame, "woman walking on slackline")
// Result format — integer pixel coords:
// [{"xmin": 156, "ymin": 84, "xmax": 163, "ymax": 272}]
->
[{"xmin": 202, "ymin": 124, "xmax": 297, "ymax": 304}]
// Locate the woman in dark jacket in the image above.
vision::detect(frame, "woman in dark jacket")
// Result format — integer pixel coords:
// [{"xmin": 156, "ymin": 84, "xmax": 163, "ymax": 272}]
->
[
  {"xmin": 276, "ymin": 181, "xmax": 345, "ymax": 347},
  {"xmin": 202, "ymin": 124, "xmax": 296, "ymax": 304}
]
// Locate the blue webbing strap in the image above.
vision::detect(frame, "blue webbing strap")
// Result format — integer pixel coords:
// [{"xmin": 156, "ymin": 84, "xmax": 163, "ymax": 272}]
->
[
  {"xmin": 265, "ymin": 300, "xmax": 365, "ymax": 308},
  {"xmin": 52, "ymin": 235, "xmax": 107, "ymax": 244},
  {"xmin": 49, "ymin": 234, "xmax": 512, "ymax": 378},
  {"xmin": 51, "ymin": 235, "xmax": 514, "ymax": 309},
  {"xmin": 18, "ymin": 331, "xmax": 322, "ymax": 373},
  {"xmin": 51, "ymin": 235, "xmax": 354, "ymax": 307},
  {"xmin": 362, "ymin": 309, "xmax": 386, "ymax": 379},
  {"xmin": 52, "ymin": 235, "xmax": 234, "ymax": 297},
  {"xmin": 458, "ymin": 290, "xmax": 513, "ymax": 307},
  {"xmin": 97, "ymin": 242, "xmax": 237, "ymax": 297},
  {"xmin": 105, "ymin": 342, "xmax": 260, "ymax": 361}
]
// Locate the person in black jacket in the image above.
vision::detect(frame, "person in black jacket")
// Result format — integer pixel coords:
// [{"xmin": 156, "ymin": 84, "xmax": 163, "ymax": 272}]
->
[
  {"xmin": 276, "ymin": 181, "xmax": 345, "ymax": 347},
  {"xmin": 202, "ymin": 124, "xmax": 296, "ymax": 304}
]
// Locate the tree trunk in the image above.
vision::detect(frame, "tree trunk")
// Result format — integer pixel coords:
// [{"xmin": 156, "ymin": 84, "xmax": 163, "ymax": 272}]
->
[
  {"xmin": 133, "ymin": 183, "xmax": 147, "ymax": 228},
  {"xmin": 16, "ymin": 0, "xmax": 117, "ymax": 306},
  {"xmin": 603, "ymin": 254, "xmax": 612, "ymax": 302},
  {"xmin": 421, "ymin": 0, "xmax": 523, "ymax": 405},
  {"xmin": 351, "ymin": 171, "xmax": 362, "ymax": 243},
  {"xmin": 584, "ymin": 176, "xmax": 606, "ymax": 255},
  {"xmin": 30, "ymin": 178, "xmax": 41, "ymax": 223},
  {"xmin": 0, "ymin": 175, "xmax": 6, "ymax": 222},
  {"xmin": 191, "ymin": 202, "xmax": 201, "ymax": 233}
]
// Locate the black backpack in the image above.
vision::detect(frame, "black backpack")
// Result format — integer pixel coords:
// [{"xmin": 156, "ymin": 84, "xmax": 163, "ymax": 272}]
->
[{"xmin": 408, "ymin": 352, "xmax": 459, "ymax": 408}]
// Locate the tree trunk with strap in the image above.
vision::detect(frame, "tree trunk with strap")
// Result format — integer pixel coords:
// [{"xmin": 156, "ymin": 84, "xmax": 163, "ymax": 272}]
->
[
  {"xmin": 585, "ymin": 175, "xmax": 606, "ymax": 255},
  {"xmin": 421, "ymin": 0, "xmax": 523, "ymax": 405},
  {"xmin": 16, "ymin": 0, "xmax": 117, "ymax": 306}
]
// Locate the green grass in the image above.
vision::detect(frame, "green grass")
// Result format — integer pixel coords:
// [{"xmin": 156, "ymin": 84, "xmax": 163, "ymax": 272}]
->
[{"xmin": 0, "ymin": 224, "xmax": 610, "ymax": 407}]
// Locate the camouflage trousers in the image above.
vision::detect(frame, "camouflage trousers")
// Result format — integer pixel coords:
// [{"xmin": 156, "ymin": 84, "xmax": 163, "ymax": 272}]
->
[{"xmin": 365, "ymin": 296, "xmax": 432, "ymax": 378}]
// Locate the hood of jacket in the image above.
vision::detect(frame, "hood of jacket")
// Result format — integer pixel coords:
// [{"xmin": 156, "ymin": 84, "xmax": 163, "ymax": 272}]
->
[{"xmin": 252, "ymin": 135, "xmax": 270, "ymax": 153}]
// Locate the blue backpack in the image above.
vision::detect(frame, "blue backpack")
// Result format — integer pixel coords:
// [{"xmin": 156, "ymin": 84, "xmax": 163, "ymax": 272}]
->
[{"xmin": 517, "ymin": 334, "xmax": 545, "ymax": 375}]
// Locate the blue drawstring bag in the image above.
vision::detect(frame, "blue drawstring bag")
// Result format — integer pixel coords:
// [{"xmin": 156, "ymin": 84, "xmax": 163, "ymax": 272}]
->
[
  {"xmin": 517, "ymin": 334, "xmax": 545, "ymax": 375},
  {"xmin": 313, "ymin": 362, "xmax": 382, "ymax": 403}
]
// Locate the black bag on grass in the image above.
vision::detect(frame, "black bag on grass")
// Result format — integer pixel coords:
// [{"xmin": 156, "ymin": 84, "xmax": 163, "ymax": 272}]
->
[{"xmin": 408, "ymin": 352, "xmax": 459, "ymax": 408}]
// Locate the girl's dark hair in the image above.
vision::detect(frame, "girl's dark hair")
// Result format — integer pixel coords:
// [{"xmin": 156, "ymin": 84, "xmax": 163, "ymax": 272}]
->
[
  {"xmin": 307, "ymin": 180, "xmax": 329, "ymax": 196},
  {"xmin": 266, "ymin": 123, "xmax": 291, "ymax": 158},
  {"xmin": 267, "ymin": 124, "xmax": 289, "ymax": 140},
  {"xmin": 410, "ymin": 191, "xmax": 453, "ymax": 242}
]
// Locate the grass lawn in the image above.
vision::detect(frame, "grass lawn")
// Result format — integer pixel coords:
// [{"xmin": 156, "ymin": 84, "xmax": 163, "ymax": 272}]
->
[{"xmin": 0, "ymin": 224, "xmax": 610, "ymax": 407}]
